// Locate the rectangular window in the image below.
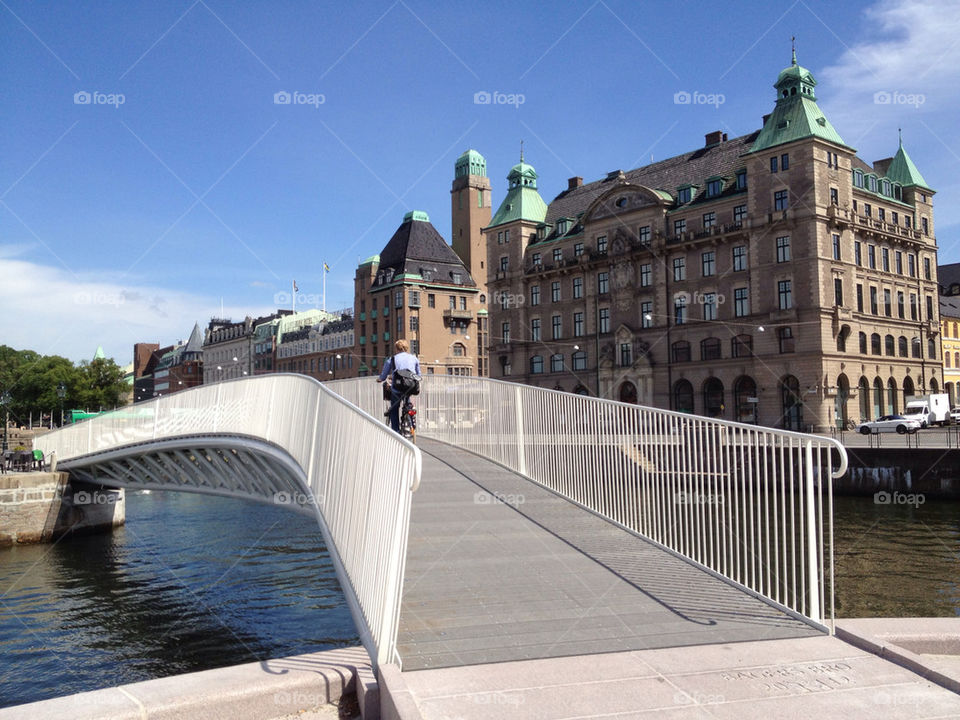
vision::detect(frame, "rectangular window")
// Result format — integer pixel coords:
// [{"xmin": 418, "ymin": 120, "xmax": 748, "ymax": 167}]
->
[
  {"xmin": 674, "ymin": 298, "xmax": 687, "ymax": 325},
  {"xmin": 734, "ymin": 287, "xmax": 749, "ymax": 317},
  {"xmin": 832, "ymin": 233, "xmax": 841, "ymax": 260},
  {"xmin": 897, "ymin": 291, "xmax": 905, "ymax": 319},
  {"xmin": 573, "ymin": 276, "xmax": 583, "ymax": 299},
  {"xmin": 736, "ymin": 170, "xmax": 747, "ymax": 189},
  {"xmin": 552, "ymin": 315, "xmax": 562, "ymax": 339},
  {"xmin": 830, "ymin": 187, "xmax": 839, "ymax": 205},
  {"xmin": 856, "ymin": 284, "xmax": 864, "ymax": 312},
  {"xmin": 620, "ymin": 343, "xmax": 632, "ymax": 367},
  {"xmin": 895, "ymin": 251, "xmax": 903, "ymax": 274},
  {"xmin": 770, "ymin": 156, "xmax": 778, "ymax": 173},
  {"xmin": 870, "ymin": 286, "xmax": 878, "ymax": 315},
  {"xmin": 641, "ymin": 301, "xmax": 652, "ymax": 328},
  {"xmin": 701, "ymin": 251, "xmax": 715, "ymax": 277},
  {"xmin": 673, "ymin": 257, "xmax": 686, "ymax": 281},
  {"xmin": 553, "ymin": 248, "xmax": 562, "ymax": 263},
  {"xmin": 674, "ymin": 218, "xmax": 687, "ymax": 235},
  {"xmin": 733, "ymin": 245, "xmax": 746, "ymax": 271},
  {"xmin": 884, "ymin": 289, "xmax": 892, "ymax": 317},
  {"xmin": 597, "ymin": 236, "xmax": 608, "ymax": 253},
  {"xmin": 778, "ymin": 280, "xmax": 792, "ymax": 310},
  {"xmin": 599, "ymin": 308, "xmax": 610, "ymax": 334},
  {"xmin": 922, "ymin": 217, "xmax": 929, "ymax": 235},
  {"xmin": 703, "ymin": 211, "xmax": 716, "ymax": 229},
  {"xmin": 774, "ymin": 190, "xmax": 788, "ymax": 211},
  {"xmin": 428, "ymin": 294, "xmax": 435, "ymax": 308},
  {"xmin": 781, "ymin": 153, "xmax": 789, "ymax": 170},
  {"xmin": 574, "ymin": 242, "xmax": 584, "ymax": 257},
  {"xmin": 394, "ymin": 290, "xmax": 403, "ymax": 308},
  {"xmin": 882, "ymin": 248, "xmax": 890, "ymax": 272},
  {"xmin": 834, "ymin": 278, "xmax": 843, "ymax": 306},
  {"xmin": 910, "ymin": 293, "xmax": 918, "ymax": 320},
  {"xmin": 530, "ymin": 356, "xmax": 543, "ymax": 374},
  {"xmin": 908, "ymin": 254, "xmax": 916, "ymax": 277},
  {"xmin": 868, "ymin": 245, "xmax": 876, "ymax": 269},
  {"xmin": 530, "ymin": 318, "xmax": 541, "ymax": 342},
  {"xmin": 878, "ymin": 208, "xmax": 886, "ymax": 222},
  {"xmin": 501, "ymin": 322, "xmax": 510, "ymax": 344},
  {"xmin": 707, "ymin": 179, "xmax": 722, "ymax": 196},
  {"xmin": 573, "ymin": 312, "xmax": 584, "ymax": 337},
  {"xmin": 503, "ymin": 229, "xmax": 509, "ymax": 243},
  {"xmin": 927, "ymin": 295, "xmax": 934, "ymax": 322},
  {"xmin": 572, "ymin": 351, "xmax": 586, "ymax": 371},
  {"xmin": 597, "ymin": 271, "xmax": 609, "ymax": 294},
  {"xmin": 551, "ymin": 281, "xmax": 561, "ymax": 302},
  {"xmin": 734, "ymin": 204, "xmax": 747, "ymax": 223},
  {"xmin": 776, "ymin": 236, "xmax": 791, "ymax": 263},
  {"xmin": 499, "ymin": 256, "xmax": 508, "ymax": 271},
  {"xmin": 551, "ymin": 354, "xmax": 564, "ymax": 373},
  {"xmin": 864, "ymin": 203, "xmax": 872, "ymax": 218},
  {"xmin": 703, "ymin": 292, "xmax": 717, "ymax": 321},
  {"xmin": 640, "ymin": 263, "xmax": 652, "ymax": 287},
  {"xmin": 639, "ymin": 226, "xmax": 651, "ymax": 246},
  {"xmin": 855, "ymin": 242, "xmax": 862, "ymax": 266},
  {"xmin": 892, "ymin": 211, "xmax": 899, "ymax": 225},
  {"xmin": 449, "ymin": 295, "xmax": 456, "ymax": 309},
  {"xmin": 924, "ymin": 257, "xmax": 931, "ymax": 280},
  {"xmin": 530, "ymin": 285, "xmax": 540, "ymax": 306},
  {"xmin": 532, "ymin": 252, "xmax": 541, "ymax": 266}
]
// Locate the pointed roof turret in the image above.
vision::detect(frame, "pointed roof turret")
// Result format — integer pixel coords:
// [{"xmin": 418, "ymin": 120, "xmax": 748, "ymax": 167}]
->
[
  {"xmin": 183, "ymin": 322, "xmax": 204, "ymax": 356},
  {"xmin": 886, "ymin": 133, "xmax": 931, "ymax": 190},
  {"xmin": 488, "ymin": 152, "xmax": 548, "ymax": 228},
  {"xmin": 750, "ymin": 47, "xmax": 850, "ymax": 153},
  {"xmin": 93, "ymin": 346, "xmax": 105, "ymax": 361}
]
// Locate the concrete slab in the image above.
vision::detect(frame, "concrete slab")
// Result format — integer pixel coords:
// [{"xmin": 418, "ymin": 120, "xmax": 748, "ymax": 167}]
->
[
  {"xmin": 399, "ymin": 440, "xmax": 819, "ymax": 671},
  {"xmin": 401, "ymin": 635, "xmax": 960, "ymax": 719}
]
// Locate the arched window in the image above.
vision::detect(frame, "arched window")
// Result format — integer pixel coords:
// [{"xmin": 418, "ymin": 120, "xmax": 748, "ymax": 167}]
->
[
  {"xmin": 671, "ymin": 341, "xmax": 691, "ymax": 362},
  {"xmin": 781, "ymin": 375, "xmax": 803, "ymax": 431},
  {"xmin": 912, "ymin": 338, "xmax": 921, "ymax": 358},
  {"xmin": 873, "ymin": 377, "xmax": 884, "ymax": 419},
  {"xmin": 837, "ymin": 325, "xmax": 850, "ymax": 352},
  {"xmin": 898, "ymin": 336, "xmax": 908, "ymax": 357},
  {"xmin": 955, "ymin": 352, "xmax": 959, "ymax": 367},
  {"xmin": 734, "ymin": 376, "xmax": 757, "ymax": 424},
  {"xmin": 858, "ymin": 376, "xmax": 871, "ymax": 421},
  {"xmin": 703, "ymin": 378, "xmax": 724, "ymax": 417},
  {"xmin": 452, "ymin": 343, "xmax": 466, "ymax": 357},
  {"xmin": 673, "ymin": 379, "xmax": 694, "ymax": 413},
  {"xmin": 929, "ymin": 339, "xmax": 937, "ymax": 359},
  {"xmin": 619, "ymin": 381, "xmax": 637, "ymax": 404},
  {"xmin": 887, "ymin": 378, "xmax": 898, "ymax": 415},
  {"xmin": 903, "ymin": 375, "xmax": 916, "ymax": 406},
  {"xmin": 859, "ymin": 332, "xmax": 868, "ymax": 354},
  {"xmin": 871, "ymin": 333, "xmax": 881, "ymax": 354},
  {"xmin": 931, "ymin": 377, "xmax": 940, "ymax": 393},
  {"xmin": 885, "ymin": 335, "xmax": 895, "ymax": 356},
  {"xmin": 550, "ymin": 353, "xmax": 564, "ymax": 372},
  {"xmin": 700, "ymin": 337, "xmax": 721, "ymax": 361},
  {"xmin": 836, "ymin": 374, "xmax": 850, "ymax": 428}
]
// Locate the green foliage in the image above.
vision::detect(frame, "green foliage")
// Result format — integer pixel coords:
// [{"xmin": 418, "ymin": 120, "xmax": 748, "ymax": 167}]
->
[{"xmin": 0, "ymin": 346, "xmax": 130, "ymax": 422}]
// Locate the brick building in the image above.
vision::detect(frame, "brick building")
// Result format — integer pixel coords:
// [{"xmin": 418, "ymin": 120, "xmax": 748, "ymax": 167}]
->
[
  {"xmin": 132, "ymin": 323, "xmax": 204, "ymax": 401},
  {"xmin": 486, "ymin": 53, "xmax": 939, "ymax": 431}
]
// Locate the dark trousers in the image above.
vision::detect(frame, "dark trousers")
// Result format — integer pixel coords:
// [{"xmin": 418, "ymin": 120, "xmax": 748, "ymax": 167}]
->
[{"xmin": 388, "ymin": 387, "xmax": 403, "ymax": 433}]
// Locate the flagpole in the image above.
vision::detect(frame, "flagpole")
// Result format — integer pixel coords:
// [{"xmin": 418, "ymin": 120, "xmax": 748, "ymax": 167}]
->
[
  {"xmin": 323, "ymin": 264, "xmax": 327, "ymax": 313},
  {"xmin": 292, "ymin": 280, "xmax": 296, "ymax": 315}
]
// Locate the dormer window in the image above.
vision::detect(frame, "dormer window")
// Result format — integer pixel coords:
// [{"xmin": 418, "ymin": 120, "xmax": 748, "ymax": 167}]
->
[
  {"xmin": 853, "ymin": 170, "xmax": 864, "ymax": 188},
  {"xmin": 893, "ymin": 184, "xmax": 902, "ymax": 201},
  {"xmin": 537, "ymin": 225, "xmax": 546, "ymax": 240},
  {"xmin": 557, "ymin": 218, "xmax": 569, "ymax": 235},
  {"xmin": 868, "ymin": 175, "xmax": 878, "ymax": 193},
  {"xmin": 706, "ymin": 178, "xmax": 723, "ymax": 197},
  {"xmin": 882, "ymin": 179, "xmax": 891, "ymax": 197},
  {"xmin": 677, "ymin": 186, "xmax": 692, "ymax": 204}
]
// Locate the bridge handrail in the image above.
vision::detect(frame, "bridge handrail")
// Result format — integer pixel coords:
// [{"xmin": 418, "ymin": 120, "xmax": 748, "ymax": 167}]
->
[
  {"xmin": 327, "ymin": 375, "xmax": 846, "ymax": 629},
  {"xmin": 35, "ymin": 374, "xmax": 421, "ymax": 669}
]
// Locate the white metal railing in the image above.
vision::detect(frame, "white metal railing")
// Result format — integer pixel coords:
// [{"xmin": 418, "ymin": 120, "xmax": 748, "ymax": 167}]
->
[
  {"xmin": 35, "ymin": 374, "xmax": 421, "ymax": 668},
  {"xmin": 326, "ymin": 375, "xmax": 847, "ymax": 629}
]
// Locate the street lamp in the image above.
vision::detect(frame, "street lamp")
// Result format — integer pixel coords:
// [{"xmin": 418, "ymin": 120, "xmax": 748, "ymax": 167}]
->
[
  {"xmin": 0, "ymin": 391, "xmax": 10, "ymax": 453},
  {"xmin": 56, "ymin": 382, "xmax": 66, "ymax": 427}
]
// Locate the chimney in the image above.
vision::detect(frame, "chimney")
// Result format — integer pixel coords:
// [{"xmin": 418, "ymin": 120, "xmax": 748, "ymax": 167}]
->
[
  {"xmin": 705, "ymin": 130, "xmax": 724, "ymax": 147},
  {"xmin": 568, "ymin": 176, "xmax": 583, "ymax": 190}
]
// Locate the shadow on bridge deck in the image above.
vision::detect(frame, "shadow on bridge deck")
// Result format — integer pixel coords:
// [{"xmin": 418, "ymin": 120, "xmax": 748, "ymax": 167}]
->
[{"xmin": 398, "ymin": 438, "xmax": 820, "ymax": 671}]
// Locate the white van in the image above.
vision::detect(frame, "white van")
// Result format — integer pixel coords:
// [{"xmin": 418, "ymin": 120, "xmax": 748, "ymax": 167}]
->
[{"xmin": 903, "ymin": 393, "xmax": 950, "ymax": 427}]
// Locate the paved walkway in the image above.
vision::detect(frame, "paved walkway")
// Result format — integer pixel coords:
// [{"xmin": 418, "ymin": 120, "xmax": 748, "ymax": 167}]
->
[{"xmin": 398, "ymin": 440, "xmax": 819, "ymax": 671}]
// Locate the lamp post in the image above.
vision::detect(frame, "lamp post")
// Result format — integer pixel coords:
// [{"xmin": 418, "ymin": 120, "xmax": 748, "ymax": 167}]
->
[
  {"xmin": 0, "ymin": 391, "xmax": 10, "ymax": 453},
  {"xmin": 56, "ymin": 382, "xmax": 66, "ymax": 427}
]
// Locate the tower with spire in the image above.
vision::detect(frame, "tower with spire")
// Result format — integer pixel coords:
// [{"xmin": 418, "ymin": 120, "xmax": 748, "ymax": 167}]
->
[{"xmin": 450, "ymin": 149, "xmax": 492, "ymax": 291}]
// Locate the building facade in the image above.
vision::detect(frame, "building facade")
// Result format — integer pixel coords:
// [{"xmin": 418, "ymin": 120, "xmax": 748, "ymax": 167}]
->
[
  {"xmin": 132, "ymin": 324, "xmax": 204, "ymax": 401},
  {"xmin": 354, "ymin": 210, "xmax": 482, "ymax": 377},
  {"xmin": 203, "ymin": 313, "xmax": 286, "ymax": 383},
  {"xmin": 939, "ymin": 263, "xmax": 960, "ymax": 407},
  {"xmin": 487, "ymin": 54, "xmax": 939, "ymax": 431},
  {"xmin": 276, "ymin": 315, "xmax": 355, "ymax": 380}
]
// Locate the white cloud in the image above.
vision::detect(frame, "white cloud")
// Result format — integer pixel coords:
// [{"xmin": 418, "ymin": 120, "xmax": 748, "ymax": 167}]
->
[
  {"xmin": 819, "ymin": 0, "xmax": 960, "ymax": 147},
  {"xmin": 0, "ymin": 252, "xmax": 272, "ymax": 365}
]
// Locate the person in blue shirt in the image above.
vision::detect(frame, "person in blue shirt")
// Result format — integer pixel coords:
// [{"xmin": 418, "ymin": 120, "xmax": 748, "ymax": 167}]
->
[{"xmin": 378, "ymin": 339, "xmax": 421, "ymax": 433}]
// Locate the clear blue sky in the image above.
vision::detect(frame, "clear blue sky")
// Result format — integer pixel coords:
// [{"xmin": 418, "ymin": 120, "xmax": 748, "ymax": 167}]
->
[{"xmin": 2, "ymin": 0, "xmax": 958, "ymax": 363}]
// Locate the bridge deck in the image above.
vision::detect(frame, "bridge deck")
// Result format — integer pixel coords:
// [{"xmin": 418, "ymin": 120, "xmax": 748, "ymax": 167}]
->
[{"xmin": 398, "ymin": 439, "xmax": 820, "ymax": 671}]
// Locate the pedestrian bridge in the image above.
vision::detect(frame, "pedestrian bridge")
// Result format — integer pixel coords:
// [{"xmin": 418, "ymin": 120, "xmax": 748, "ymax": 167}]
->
[{"xmin": 35, "ymin": 375, "xmax": 847, "ymax": 673}]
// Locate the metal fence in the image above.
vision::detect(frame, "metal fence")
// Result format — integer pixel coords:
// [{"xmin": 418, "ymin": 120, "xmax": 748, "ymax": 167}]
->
[
  {"xmin": 35, "ymin": 374, "xmax": 421, "ymax": 668},
  {"xmin": 327, "ymin": 375, "xmax": 848, "ymax": 629}
]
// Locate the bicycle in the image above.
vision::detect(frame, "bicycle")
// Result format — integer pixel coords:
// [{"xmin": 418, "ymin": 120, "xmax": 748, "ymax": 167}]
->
[{"xmin": 382, "ymin": 383, "xmax": 417, "ymax": 442}]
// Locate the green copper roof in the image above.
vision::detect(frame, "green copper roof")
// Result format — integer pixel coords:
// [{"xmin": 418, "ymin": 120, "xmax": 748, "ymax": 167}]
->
[
  {"xmin": 403, "ymin": 210, "xmax": 430, "ymax": 223},
  {"xmin": 750, "ymin": 54, "xmax": 848, "ymax": 153},
  {"xmin": 93, "ymin": 346, "xmax": 105, "ymax": 360},
  {"xmin": 359, "ymin": 254, "xmax": 380, "ymax": 266},
  {"xmin": 455, "ymin": 149, "xmax": 486, "ymax": 178},
  {"xmin": 886, "ymin": 137, "xmax": 930, "ymax": 189},
  {"xmin": 488, "ymin": 159, "xmax": 548, "ymax": 228}
]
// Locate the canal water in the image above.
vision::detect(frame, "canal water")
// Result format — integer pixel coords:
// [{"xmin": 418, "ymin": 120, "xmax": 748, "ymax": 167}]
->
[
  {"xmin": 0, "ymin": 491, "xmax": 958, "ymax": 709},
  {"xmin": 0, "ymin": 490, "xmax": 356, "ymax": 709}
]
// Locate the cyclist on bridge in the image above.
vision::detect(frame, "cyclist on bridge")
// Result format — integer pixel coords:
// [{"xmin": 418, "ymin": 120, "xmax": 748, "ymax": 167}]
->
[{"xmin": 378, "ymin": 339, "xmax": 421, "ymax": 434}]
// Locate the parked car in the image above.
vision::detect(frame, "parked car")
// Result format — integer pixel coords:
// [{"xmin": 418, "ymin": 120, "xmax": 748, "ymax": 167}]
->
[
  {"xmin": 857, "ymin": 415, "xmax": 922, "ymax": 435},
  {"xmin": 951, "ymin": 408, "xmax": 960, "ymax": 423}
]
